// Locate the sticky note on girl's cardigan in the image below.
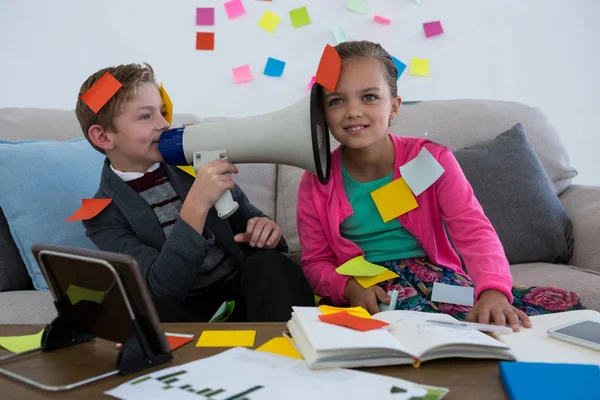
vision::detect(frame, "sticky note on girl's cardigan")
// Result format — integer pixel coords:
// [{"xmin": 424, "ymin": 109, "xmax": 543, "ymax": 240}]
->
[
  {"xmin": 315, "ymin": 44, "xmax": 341, "ymax": 93},
  {"xmin": 319, "ymin": 312, "xmax": 388, "ymax": 332},
  {"xmin": 336, "ymin": 255, "xmax": 388, "ymax": 276},
  {"xmin": 370, "ymin": 178, "xmax": 418, "ymax": 222},
  {"xmin": 399, "ymin": 147, "xmax": 445, "ymax": 196},
  {"xmin": 80, "ymin": 72, "xmax": 122, "ymax": 113},
  {"xmin": 355, "ymin": 269, "xmax": 399, "ymax": 289},
  {"xmin": 65, "ymin": 198, "xmax": 112, "ymax": 222}
]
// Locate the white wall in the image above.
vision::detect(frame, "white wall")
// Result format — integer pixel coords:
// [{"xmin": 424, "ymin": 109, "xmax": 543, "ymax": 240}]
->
[{"xmin": 1, "ymin": 0, "xmax": 598, "ymax": 185}]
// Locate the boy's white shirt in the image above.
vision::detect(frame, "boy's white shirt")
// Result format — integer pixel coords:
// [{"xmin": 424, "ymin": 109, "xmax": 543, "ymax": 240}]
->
[{"xmin": 110, "ymin": 162, "xmax": 160, "ymax": 182}]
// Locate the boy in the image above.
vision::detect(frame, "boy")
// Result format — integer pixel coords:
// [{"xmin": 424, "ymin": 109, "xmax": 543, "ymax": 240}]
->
[{"xmin": 75, "ymin": 63, "xmax": 314, "ymax": 322}]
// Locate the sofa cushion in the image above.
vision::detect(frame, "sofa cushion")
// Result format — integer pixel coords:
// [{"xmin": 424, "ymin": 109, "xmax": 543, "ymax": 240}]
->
[
  {"xmin": 0, "ymin": 290, "xmax": 57, "ymax": 324},
  {"xmin": 453, "ymin": 123, "xmax": 573, "ymax": 265},
  {"xmin": 390, "ymin": 100, "xmax": 577, "ymax": 195},
  {"xmin": 0, "ymin": 208, "xmax": 32, "ymax": 291},
  {"xmin": 510, "ymin": 262, "xmax": 600, "ymax": 312},
  {"xmin": 0, "ymin": 138, "xmax": 105, "ymax": 290}
]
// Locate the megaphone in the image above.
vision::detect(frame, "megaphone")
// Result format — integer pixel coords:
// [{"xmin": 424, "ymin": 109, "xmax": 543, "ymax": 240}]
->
[{"xmin": 159, "ymin": 84, "xmax": 331, "ymax": 219}]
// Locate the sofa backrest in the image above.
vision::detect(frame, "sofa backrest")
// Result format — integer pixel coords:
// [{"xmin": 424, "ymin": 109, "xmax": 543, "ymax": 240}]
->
[
  {"xmin": 0, "ymin": 108, "xmax": 277, "ymax": 291},
  {"xmin": 276, "ymin": 99, "xmax": 578, "ymax": 256}
]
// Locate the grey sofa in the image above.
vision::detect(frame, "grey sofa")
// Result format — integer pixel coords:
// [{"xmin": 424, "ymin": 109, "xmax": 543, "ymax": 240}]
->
[{"xmin": 1, "ymin": 100, "xmax": 599, "ymax": 324}]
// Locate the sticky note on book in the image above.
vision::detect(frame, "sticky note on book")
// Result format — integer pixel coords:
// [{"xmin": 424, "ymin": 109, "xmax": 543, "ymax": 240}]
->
[
  {"xmin": 196, "ymin": 330, "xmax": 256, "ymax": 347},
  {"xmin": 319, "ymin": 305, "xmax": 371, "ymax": 319},
  {"xmin": 400, "ymin": 147, "xmax": 444, "ymax": 196},
  {"xmin": 370, "ymin": 178, "xmax": 418, "ymax": 222},
  {"xmin": 336, "ymin": 255, "xmax": 388, "ymax": 277},
  {"xmin": 319, "ymin": 312, "xmax": 388, "ymax": 332},
  {"xmin": 80, "ymin": 72, "xmax": 122, "ymax": 113}
]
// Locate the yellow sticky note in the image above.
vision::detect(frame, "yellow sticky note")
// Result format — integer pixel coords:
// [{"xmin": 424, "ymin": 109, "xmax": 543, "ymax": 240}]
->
[
  {"xmin": 410, "ymin": 58, "xmax": 429, "ymax": 77},
  {"xmin": 370, "ymin": 177, "xmax": 418, "ymax": 223},
  {"xmin": 256, "ymin": 337, "xmax": 303, "ymax": 359},
  {"xmin": 177, "ymin": 165, "xmax": 196, "ymax": 177},
  {"xmin": 319, "ymin": 305, "xmax": 372, "ymax": 319},
  {"xmin": 258, "ymin": 11, "xmax": 281, "ymax": 33},
  {"xmin": 66, "ymin": 284, "xmax": 105, "ymax": 305},
  {"xmin": 0, "ymin": 329, "xmax": 44, "ymax": 353},
  {"xmin": 335, "ymin": 255, "xmax": 388, "ymax": 277},
  {"xmin": 196, "ymin": 330, "xmax": 256, "ymax": 347},
  {"xmin": 355, "ymin": 269, "xmax": 400, "ymax": 288},
  {"xmin": 160, "ymin": 83, "xmax": 173, "ymax": 124}
]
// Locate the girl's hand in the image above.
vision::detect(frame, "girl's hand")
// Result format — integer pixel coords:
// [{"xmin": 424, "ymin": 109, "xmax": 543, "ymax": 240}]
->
[
  {"xmin": 466, "ymin": 289, "xmax": 532, "ymax": 332},
  {"xmin": 344, "ymin": 278, "xmax": 390, "ymax": 315}
]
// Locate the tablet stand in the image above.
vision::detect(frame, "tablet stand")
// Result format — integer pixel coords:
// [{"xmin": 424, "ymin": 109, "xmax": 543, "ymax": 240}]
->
[{"xmin": 0, "ymin": 297, "xmax": 173, "ymax": 391}]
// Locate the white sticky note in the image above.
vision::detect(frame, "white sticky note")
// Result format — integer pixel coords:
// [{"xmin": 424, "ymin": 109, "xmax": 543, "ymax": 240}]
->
[
  {"xmin": 332, "ymin": 26, "xmax": 346, "ymax": 44},
  {"xmin": 399, "ymin": 147, "xmax": 444, "ymax": 196},
  {"xmin": 431, "ymin": 282, "xmax": 474, "ymax": 307}
]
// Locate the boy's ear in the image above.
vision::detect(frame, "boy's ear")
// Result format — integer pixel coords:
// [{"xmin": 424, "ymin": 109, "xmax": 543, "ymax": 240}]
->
[
  {"xmin": 389, "ymin": 96, "xmax": 402, "ymax": 121},
  {"xmin": 88, "ymin": 124, "xmax": 114, "ymax": 151}
]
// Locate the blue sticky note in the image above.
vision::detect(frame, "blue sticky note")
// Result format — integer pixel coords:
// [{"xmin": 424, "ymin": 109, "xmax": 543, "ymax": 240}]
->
[
  {"xmin": 392, "ymin": 56, "xmax": 406, "ymax": 79},
  {"xmin": 399, "ymin": 146, "xmax": 445, "ymax": 196},
  {"xmin": 499, "ymin": 362, "xmax": 599, "ymax": 400},
  {"xmin": 264, "ymin": 57, "xmax": 286, "ymax": 77}
]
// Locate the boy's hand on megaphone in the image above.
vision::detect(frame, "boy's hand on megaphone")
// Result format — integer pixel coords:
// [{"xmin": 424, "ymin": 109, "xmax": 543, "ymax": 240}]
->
[
  {"xmin": 234, "ymin": 217, "xmax": 282, "ymax": 249},
  {"xmin": 188, "ymin": 160, "xmax": 239, "ymax": 209}
]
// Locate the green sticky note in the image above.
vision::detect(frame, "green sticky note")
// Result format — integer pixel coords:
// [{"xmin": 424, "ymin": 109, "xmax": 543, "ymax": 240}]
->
[
  {"xmin": 346, "ymin": 0, "xmax": 366, "ymax": 14},
  {"xmin": 66, "ymin": 284, "xmax": 105, "ymax": 305},
  {"xmin": 289, "ymin": 6, "xmax": 311, "ymax": 28},
  {"xmin": 335, "ymin": 256, "xmax": 389, "ymax": 277},
  {"xmin": 209, "ymin": 300, "xmax": 235, "ymax": 323},
  {"xmin": 0, "ymin": 329, "xmax": 44, "ymax": 353}
]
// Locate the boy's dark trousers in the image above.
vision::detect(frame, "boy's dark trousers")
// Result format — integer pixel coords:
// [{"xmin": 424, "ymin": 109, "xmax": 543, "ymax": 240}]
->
[{"xmin": 153, "ymin": 250, "xmax": 315, "ymax": 323}]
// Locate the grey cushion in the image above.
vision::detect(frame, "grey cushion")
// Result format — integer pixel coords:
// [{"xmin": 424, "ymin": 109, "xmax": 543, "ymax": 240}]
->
[
  {"xmin": 0, "ymin": 290, "xmax": 56, "ymax": 324},
  {"xmin": 0, "ymin": 208, "xmax": 32, "ymax": 291},
  {"xmin": 453, "ymin": 123, "xmax": 574, "ymax": 265}
]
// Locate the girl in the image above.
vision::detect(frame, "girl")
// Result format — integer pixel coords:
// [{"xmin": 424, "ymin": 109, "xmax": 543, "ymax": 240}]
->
[{"xmin": 297, "ymin": 41, "xmax": 585, "ymax": 331}]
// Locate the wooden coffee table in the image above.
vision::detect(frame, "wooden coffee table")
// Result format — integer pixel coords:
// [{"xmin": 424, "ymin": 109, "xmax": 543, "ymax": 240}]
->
[{"xmin": 0, "ymin": 323, "xmax": 508, "ymax": 400}]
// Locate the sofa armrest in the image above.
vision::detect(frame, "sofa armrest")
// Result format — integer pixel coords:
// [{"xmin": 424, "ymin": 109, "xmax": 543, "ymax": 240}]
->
[{"xmin": 560, "ymin": 184, "xmax": 600, "ymax": 274}]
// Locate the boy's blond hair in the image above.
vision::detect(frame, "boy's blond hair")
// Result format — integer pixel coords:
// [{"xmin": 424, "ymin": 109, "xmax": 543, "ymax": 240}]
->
[{"xmin": 75, "ymin": 63, "xmax": 157, "ymax": 154}]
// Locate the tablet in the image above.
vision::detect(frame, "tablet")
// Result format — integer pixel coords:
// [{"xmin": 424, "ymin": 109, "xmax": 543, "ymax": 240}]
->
[{"xmin": 31, "ymin": 244, "xmax": 171, "ymax": 356}]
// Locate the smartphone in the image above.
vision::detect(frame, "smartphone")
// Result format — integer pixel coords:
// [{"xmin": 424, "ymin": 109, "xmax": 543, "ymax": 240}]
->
[{"xmin": 547, "ymin": 320, "xmax": 600, "ymax": 351}]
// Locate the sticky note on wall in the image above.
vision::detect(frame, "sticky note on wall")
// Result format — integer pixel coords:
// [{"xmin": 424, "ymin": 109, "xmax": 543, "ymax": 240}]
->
[
  {"xmin": 370, "ymin": 178, "xmax": 418, "ymax": 222},
  {"xmin": 232, "ymin": 64, "xmax": 253, "ymax": 83},
  {"xmin": 196, "ymin": 7, "xmax": 214, "ymax": 25},
  {"xmin": 423, "ymin": 21, "xmax": 444, "ymax": 38},
  {"xmin": 410, "ymin": 58, "xmax": 429, "ymax": 76},
  {"xmin": 258, "ymin": 11, "xmax": 281, "ymax": 33},
  {"xmin": 289, "ymin": 6, "xmax": 311, "ymax": 28},
  {"xmin": 264, "ymin": 57, "xmax": 286, "ymax": 77},
  {"xmin": 224, "ymin": 0, "xmax": 245, "ymax": 19},
  {"xmin": 392, "ymin": 56, "xmax": 407, "ymax": 78},
  {"xmin": 196, "ymin": 32, "xmax": 215, "ymax": 50}
]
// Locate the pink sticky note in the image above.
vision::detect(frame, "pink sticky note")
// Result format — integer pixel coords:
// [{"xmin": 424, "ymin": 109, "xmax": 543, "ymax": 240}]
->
[
  {"xmin": 232, "ymin": 65, "xmax": 253, "ymax": 84},
  {"xmin": 196, "ymin": 8, "xmax": 214, "ymax": 26},
  {"xmin": 308, "ymin": 76, "xmax": 316, "ymax": 90},
  {"xmin": 423, "ymin": 21, "xmax": 444, "ymax": 38},
  {"xmin": 224, "ymin": 0, "xmax": 245, "ymax": 19},
  {"xmin": 374, "ymin": 15, "xmax": 391, "ymax": 24}
]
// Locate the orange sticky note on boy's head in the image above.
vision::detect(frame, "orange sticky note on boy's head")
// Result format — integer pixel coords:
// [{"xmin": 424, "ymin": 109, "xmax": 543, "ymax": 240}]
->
[
  {"xmin": 80, "ymin": 72, "xmax": 122, "ymax": 114},
  {"xmin": 65, "ymin": 198, "xmax": 112, "ymax": 222},
  {"xmin": 315, "ymin": 44, "xmax": 341, "ymax": 93}
]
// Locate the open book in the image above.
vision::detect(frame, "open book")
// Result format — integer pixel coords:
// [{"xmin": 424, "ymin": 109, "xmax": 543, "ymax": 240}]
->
[{"xmin": 287, "ymin": 307, "xmax": 514, "ymax": 369}]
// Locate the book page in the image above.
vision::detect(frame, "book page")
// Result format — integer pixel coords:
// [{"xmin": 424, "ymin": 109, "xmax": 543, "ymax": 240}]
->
[
  {"xmin": 495, "ymin": 309, "xmax": 600, "ymax": 366},
  {"xmin": 374, "ymin": 310, "xmax": 510, "ymax": 358},
  {"xmin": 291, "ymin": 307, "xmax": 413, "ymax": 356}
]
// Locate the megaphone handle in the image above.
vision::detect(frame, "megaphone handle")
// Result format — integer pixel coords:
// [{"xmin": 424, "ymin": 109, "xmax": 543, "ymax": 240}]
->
[{"xmin": 215, "ymin": 189, "xmax": 239, "ymax": 219}]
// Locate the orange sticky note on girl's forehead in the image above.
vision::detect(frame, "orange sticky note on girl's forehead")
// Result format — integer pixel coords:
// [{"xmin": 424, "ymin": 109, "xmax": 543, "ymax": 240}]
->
[
  {"xmin": 80, "ymin": 72, "xmax": 122, "ymax": 113},
  {"xmin": 315, "ymin": 44, "xmax": 341, "ymax": 93}
]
